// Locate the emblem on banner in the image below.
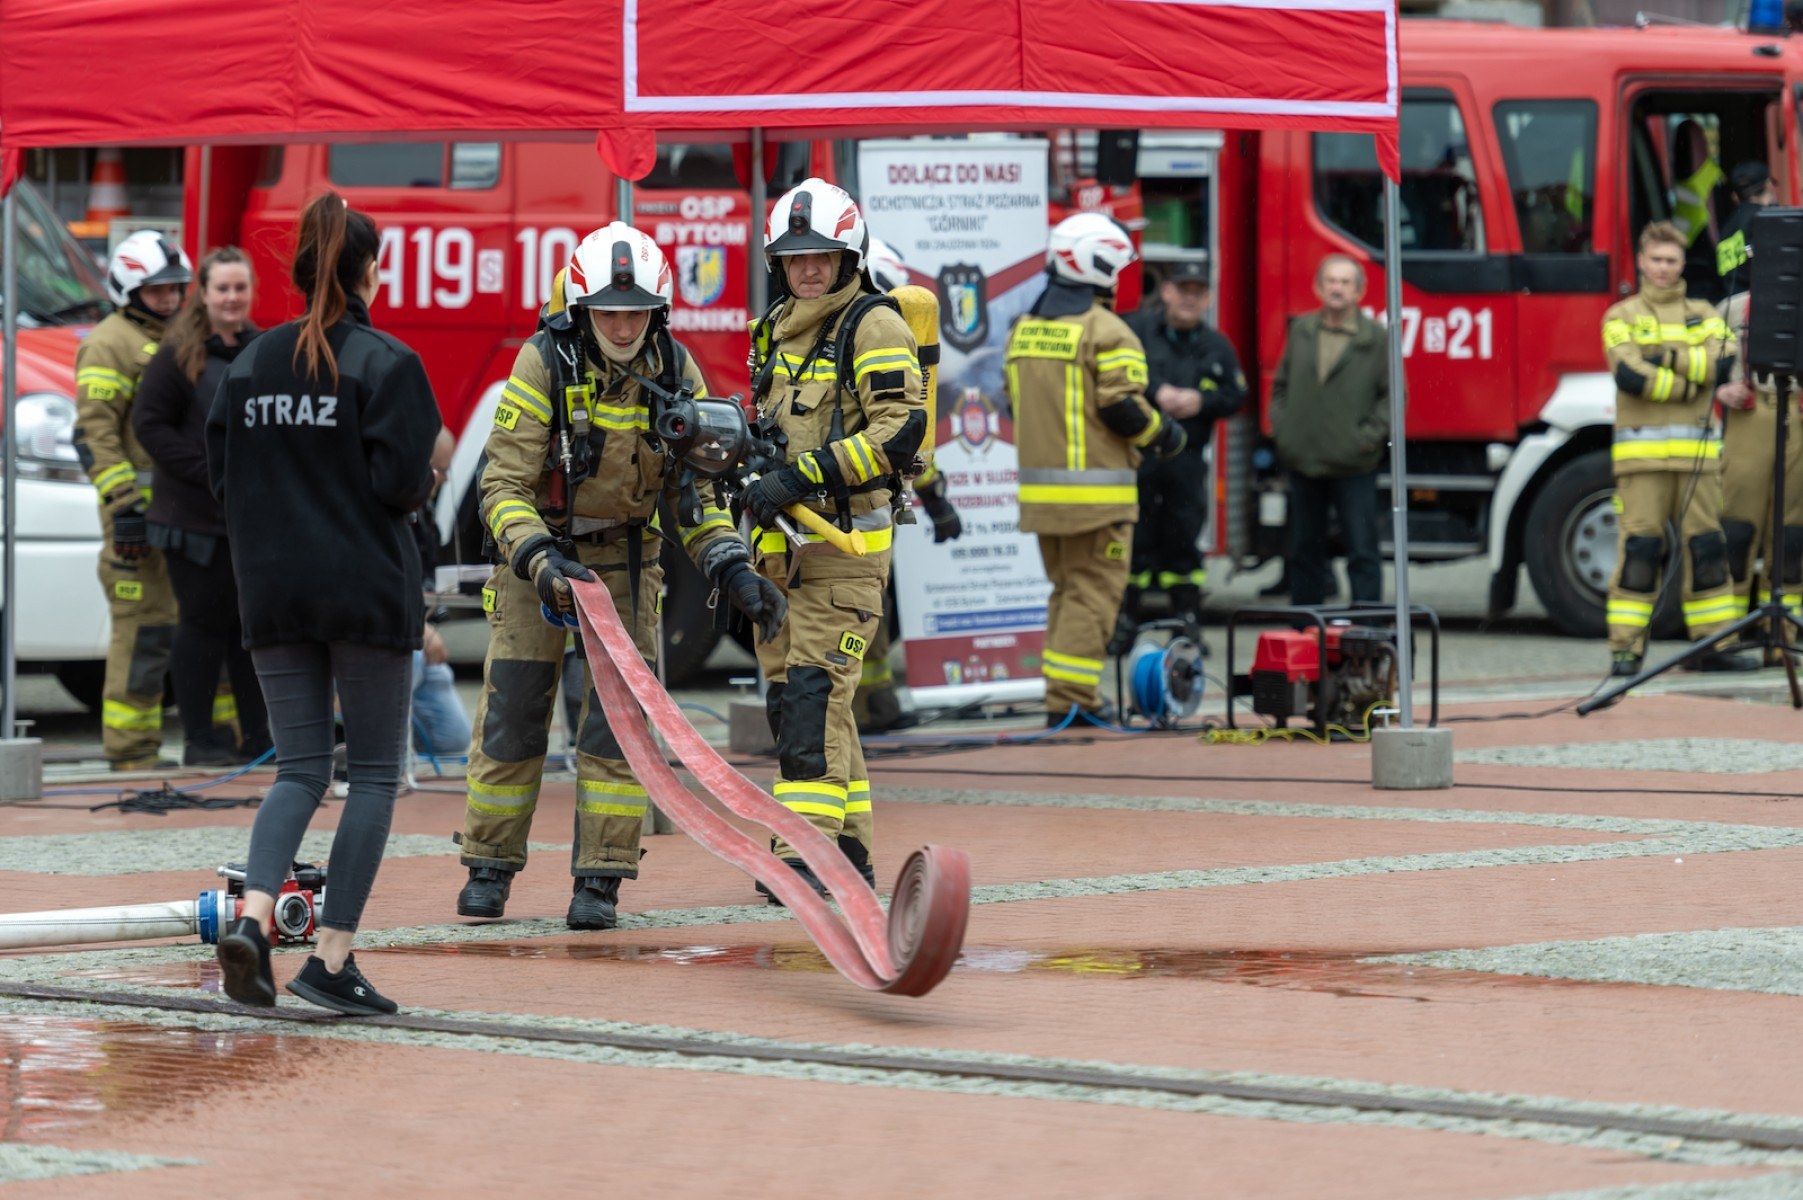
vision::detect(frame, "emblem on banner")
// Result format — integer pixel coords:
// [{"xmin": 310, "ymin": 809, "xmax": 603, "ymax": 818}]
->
[
  {"xmin": 937, "ymin": 263, "xmax": 990, "ymax": 352},
  {"xmin": 677, "ymin": 246, "xmax": 726, "ymax": 308}
]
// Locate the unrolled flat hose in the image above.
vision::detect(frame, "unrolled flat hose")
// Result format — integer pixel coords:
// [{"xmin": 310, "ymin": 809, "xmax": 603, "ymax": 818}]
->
[{"xmin": 571, "ymin": 577, "xmax": 970, "ymax": 996}]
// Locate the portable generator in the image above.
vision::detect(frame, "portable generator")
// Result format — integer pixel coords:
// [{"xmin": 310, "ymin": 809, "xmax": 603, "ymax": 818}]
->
[{"xmin": 1247, "ymin": 623, "xmax": 1399, "ymax": 733}]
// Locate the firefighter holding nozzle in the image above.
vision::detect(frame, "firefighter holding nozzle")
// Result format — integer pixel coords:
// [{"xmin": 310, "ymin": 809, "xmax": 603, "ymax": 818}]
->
[{"xmin": 455, "ymin": 225, "xmax": 783, "ymax": 930}]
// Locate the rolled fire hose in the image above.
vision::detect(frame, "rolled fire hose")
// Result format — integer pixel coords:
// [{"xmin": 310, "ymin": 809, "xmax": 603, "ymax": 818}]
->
[{"xmin": 570, "ymin": 576, "xmax": 970, "ymax": 996}]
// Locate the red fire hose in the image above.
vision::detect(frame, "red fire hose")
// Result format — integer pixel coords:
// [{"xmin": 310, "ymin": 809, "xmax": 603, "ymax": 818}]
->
[{"xmin": 570, "ymin": 578, "xmax": 970, "ymax": 997}]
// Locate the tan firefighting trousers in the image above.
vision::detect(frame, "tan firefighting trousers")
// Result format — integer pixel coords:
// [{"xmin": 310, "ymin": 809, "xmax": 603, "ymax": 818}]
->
[
  {"xmin": 1606, "ymin": 470, "xmax": 1738, "ymax": 652},
  {"xmin": 1721, "ymin": 397, "xmax": 1803, "ymax": 613},
  {"xmin": 1038, "ymin": 523, "xmax": 1132, "ymax": 714},
  {"xmin": 98, "ymin": 549, "xmax": 176, "ymax": 763},
  {"xmin": 460, "ymin": 541, "xmax": 662, "ymax": 878},
  {"xmin": 755, "ymin": 545, "xmax": 890, "ymax": 872}
]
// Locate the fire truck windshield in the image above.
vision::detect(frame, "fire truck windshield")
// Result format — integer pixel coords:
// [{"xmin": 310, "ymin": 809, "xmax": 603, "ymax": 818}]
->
[{"xmin": 3, "ymin": 181, "xmax": 109, "ymax": 327}]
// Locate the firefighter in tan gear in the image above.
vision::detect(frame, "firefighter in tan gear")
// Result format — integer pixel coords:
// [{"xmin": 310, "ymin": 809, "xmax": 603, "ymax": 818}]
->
[
  {"xmin": 741, "ymin": 180, "xmax": 926, "ymax": 900},
  {"xmin": 455, "ymin": 225, "xmax": 783, "ymax": 929},
  {"xmin": 76, "ymin": 230, "xmax": 194, "ymax": 769},
  {"xmin": 1006, "ymin": 213, "xmax": 1186, "ymax": 726},
  {"xmin": 1601, "ymin": 221, "xmax": 1757, "ymax": 676},
  {"xmin": 1718, "ymin": 283, "xmax": 1803, "ymax": 635}
]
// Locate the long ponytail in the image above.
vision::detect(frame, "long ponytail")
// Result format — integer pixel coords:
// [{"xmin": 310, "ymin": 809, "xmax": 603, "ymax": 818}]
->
[{"xmin": 291, "ymin": 190, "xmax": 378, "ymax": 386}]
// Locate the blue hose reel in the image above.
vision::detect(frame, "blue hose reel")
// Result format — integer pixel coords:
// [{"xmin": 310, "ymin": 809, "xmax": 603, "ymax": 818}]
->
[{"xmin": 1127, "ymin": 637, "xmax": 1205, "ymax": 727}]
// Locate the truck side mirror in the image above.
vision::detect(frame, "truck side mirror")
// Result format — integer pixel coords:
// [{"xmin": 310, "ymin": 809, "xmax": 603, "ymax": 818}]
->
[{"xmin": 1095, "ymin": 131, "xmax": 1140, "ymax": 188}]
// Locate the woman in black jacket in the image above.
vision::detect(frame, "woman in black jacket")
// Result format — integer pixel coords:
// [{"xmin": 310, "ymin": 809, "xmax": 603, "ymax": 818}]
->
[
  {"xmin": 133, "ymin": 247, "xmax": 269, "ymax": 767},
  {"xmin": 205, "ymin": 192, "xmax": 442, "ymax": 1016}
]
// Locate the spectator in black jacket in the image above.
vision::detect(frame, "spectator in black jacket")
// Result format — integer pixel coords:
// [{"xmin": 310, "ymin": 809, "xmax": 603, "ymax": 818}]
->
[
  {"xmin": 1117, "ymin": 260, "xmax": 1247, "ymax": 647},
  {"xmin": 133, "ymin": 247, "xmax": 269, "ymax": 768},
  {"xmin": 206, "ymin": 192, "xmax": 441, "ymax": 1016}
]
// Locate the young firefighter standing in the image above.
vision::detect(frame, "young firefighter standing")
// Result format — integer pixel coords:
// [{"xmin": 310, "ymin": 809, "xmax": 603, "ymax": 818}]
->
[
  {"xmin": 1601, "ymin": 221, "xmax": 1758, "ymax": 676},
  {"xmin": 742, "ymin": 180, "xmax": 926, "ymax": 899},
  {"xmin": 1006, "ymin": 213, "xmax": 1185, "ymax": 727},
  {"xmin": 456, "ymin": 225, "xmax": 782, "ymax": 929},
  {"xmin": 75, "ymin": 230, "xmax": 194, "ymax": 769}
]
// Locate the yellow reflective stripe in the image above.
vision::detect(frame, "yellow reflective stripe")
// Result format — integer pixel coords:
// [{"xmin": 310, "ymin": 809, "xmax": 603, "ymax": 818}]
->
[
  {"xmin": 1602, "ymin": 320, "xmax": 1632, "ymax": 350},
  {"xmin": 502, "ymin": 378, "xmax": 553, "ymax": 423},
  {"xmin": 774, "ymin": 780, "xmax": 847, "ymax": 818},
  {"xmin": 102, "ymin": 700, "xmax": 161, "ymax": 731},
  {"xmin": 1043, "ymin": 663, "xmax": 1103, "ymax": 684},
  {"xmin": 781, "ymin": 800, "xmax": 846, "ymax": 819},
  {"xmin": 1019, "ymin": 483, "xmax": 1140, "ymax": 505},
  {"xmin": 757, "ymin": 528, "xmax": 788, "ymax": 554},
  {"xmin": 1044, "ymin": 649, "xmax": 1104, "ymax": 670},
  {"xmin": 1687, "ymin": 348, "xmax": 1708, "ymax": 387},
  {"xmin": 682, "ymin": 510, "xmax": 735, "ymax": 547},
  {"xmin": 844, "ymin": 434, "xmax": 879, "ymax": 484},
  {"xmin": 851, "ymin": 346, "xmax": 918, "ymax": 383},
  {"xmin": 1131, "ymin": 410, "xmax": 1164, "ymax": 448},
  {"xmin": 1064, "ymin": 364, "xmax": 1084, "ymax": 471},
  {"xmin": 772, "ymin": 523, "xmax": 895, "ymax": 553},
  {"xmin": 488, "ymin": 499, "xmax": 541, "ymax": 540},
  {"xmin": 77, "ymin": 366, "xmax": 135, "ymax": 398},
  {"xmin": 798, "ymin": 454, "xmax": 826, "ymax": 485},
  {"xmin": 777, "ymin": 354, "xmax": 837, "ymax": 383},
  {"xmin": 1095, "ymin": 349, "xmax": 1147, "ymax": 371},
  {"xmin": 1610, "ymin": 440, "xmax": 1721, "ymax": 462},
  {"xmin": 576, "ymin": 779, "xmax": 649, "ymax": 816},
  {"xmin": 845, "ymin": 778, "xmax": 872, "ymax": 814},
  {"xmin": 774, "ymin": 781, "xmax": 847, "ymax": 799},
  {"xmin": 1683, "ymin": 597, "xmax": 1741, "ymax": 623},
  {"xmin": 93, "ymin": 462, "xmax": 136, "ymax": 495},
  {"xmin": 1606, "ymin": 601, "xmax": 1654, "ymax": 627},
  {"xmin": 845, "ymin": 798, "xmax": 873, "ymax": 814},
  {"xmin": 593, "ymin": 402, "xmax": 650, "ymax": 432},
  {"xmin": 212, "ymin": 694, "xmax": 239, "ymax": 724}
]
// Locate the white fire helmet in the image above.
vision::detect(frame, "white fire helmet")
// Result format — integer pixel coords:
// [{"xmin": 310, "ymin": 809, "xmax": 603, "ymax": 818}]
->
[
  {"xmin": 563, "ymin": 223, "xmax": 673, "ymax": 312},
  {"xmin": 1046, "ymin": 212, "xmax": 1137, "ymax": 290},
  {"xmin": 106, "ymin": 229, "xmax": 194, "ymax": 308},
  {"xmin": 866, "ymin": 236, "xmax": 909, "ymax": 293},
  {"xmin": 766, "ymin": 178, "xmax": 866, "ymax": 269}
]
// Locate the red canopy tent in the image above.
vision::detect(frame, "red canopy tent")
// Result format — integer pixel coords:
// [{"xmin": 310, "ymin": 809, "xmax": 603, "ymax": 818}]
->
[
  {"xmin": 0, "ymin": 0, "xmax": 1399, "ymax": 187},
  {"xmin": 0, "ymin": 0, "xmax": 1418, "ymax": 771}
]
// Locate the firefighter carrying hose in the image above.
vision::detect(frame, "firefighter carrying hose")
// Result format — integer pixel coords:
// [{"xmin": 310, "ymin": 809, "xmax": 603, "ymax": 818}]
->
[
  {"xmin": 76, "ymin": 230, "xmax": 194, "ymax": 769},
  {"xmin": 1601, "ymin": 220, "xmax": 1757, "ymax": 677},
  {"xmin": 455, "ymin": 224, "xmax": 783, "ymax": 929},
  {"xmin": 742, "ymin": 179, "xmax": 927, "ymax": 900},
  {"xmin": 1006, "ymin": 213, "xmax": 1186, "ymax": 727}
]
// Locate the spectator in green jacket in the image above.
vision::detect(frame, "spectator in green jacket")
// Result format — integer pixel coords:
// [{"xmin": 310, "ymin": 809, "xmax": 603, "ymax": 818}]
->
[{"xmin": 1268, "ymin": 254, "xmax": 1392, "ymax": 607}]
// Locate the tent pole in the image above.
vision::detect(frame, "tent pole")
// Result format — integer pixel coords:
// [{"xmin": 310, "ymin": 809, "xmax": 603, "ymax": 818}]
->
[
  {"xmin": 748, "ymin": 129, "xmax": 767, "ymax": 318},
  {"xmin": 616, "ymin": 176, "xmax": 633, "ymax": 228},
  {"xmin": 2, "ymin": 187, "xmax": 17, "ymax": 742},
  {"xmin": 1382, "ymin": 174, "xmax": 1413, "ymax": 729}
]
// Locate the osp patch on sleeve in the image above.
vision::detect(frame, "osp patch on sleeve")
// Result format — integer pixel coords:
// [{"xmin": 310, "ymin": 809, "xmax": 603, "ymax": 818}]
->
[
  {"xmin": 837, "ymin": 631, "xmax": 868, "ymax": 660},
  {"xmin": 494, "ymin": 405, "xmax": 521, "ymax": 431}
]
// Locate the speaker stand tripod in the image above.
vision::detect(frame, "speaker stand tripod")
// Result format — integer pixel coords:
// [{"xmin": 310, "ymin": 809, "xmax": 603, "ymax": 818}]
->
[{"xmin": 1579, "ymin": 378, "xmax": 1803, "ymax": 716}]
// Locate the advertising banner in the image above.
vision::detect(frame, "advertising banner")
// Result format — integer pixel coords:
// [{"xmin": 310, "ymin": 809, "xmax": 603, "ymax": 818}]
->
[{"xmin": 857, "ymin": 138, "xmax": 1051, "ymax": 709}]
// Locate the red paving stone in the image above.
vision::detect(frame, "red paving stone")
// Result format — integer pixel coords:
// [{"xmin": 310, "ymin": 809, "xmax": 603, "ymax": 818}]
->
[{"xmin": 4, "ymin": 693, "xmax": 1803, "ymax": 1195}]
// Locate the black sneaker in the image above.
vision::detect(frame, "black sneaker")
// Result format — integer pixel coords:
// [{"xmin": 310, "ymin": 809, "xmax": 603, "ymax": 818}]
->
[
  {"xmin": 456, "ymin": 865, "xmax": 514, "ymax": 919},
  {"xmin": 215, "ymin": 917, "xmax": 275, "ymax": 1007},
  {"xmin": 567, "ymin": 877, "xmax": 620, "ymax": 930},
  {"xmin": 286, "ymin": 953, "xmax": 398, "ymax": 1016},
  {"xmin": 756, "ymin": 859, "xmax": 829, "ymax": 907},
  {"xmin": 1610, "ymin": 651, "xmax": 1643, "ymax": 678}
]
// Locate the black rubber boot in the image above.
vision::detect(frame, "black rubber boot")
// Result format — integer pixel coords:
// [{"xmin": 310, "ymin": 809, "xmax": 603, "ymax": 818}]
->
[
  {"xmin": 757, "ymin": 859, "xmax": 830, "ymax": 907},
  {"xmin": 456, "ymin": 866, "xmax": 514, "ymax": 919},
  {"xmin": 1690, "ymin": 646, "xmax": 1764, "ymax": 673},
  {"xmin": 216, "ymin": 917, "xmax": 275, "ymax": 1007},
  {"xmin": 1610, "ymin": 650, "xmax": 1643, "ymax": 678},
  {"xmin": 567, "ymin": 876, "xmax": 621, "ymax": 930}
]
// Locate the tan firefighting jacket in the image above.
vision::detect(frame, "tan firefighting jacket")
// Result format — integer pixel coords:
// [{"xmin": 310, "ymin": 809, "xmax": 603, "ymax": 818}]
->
[
  {"xmin": 752, "ymin": 277, "xmax": 924, "ymax": 555},
  {"xmin": 1005, "ymin": 299, "xmax": 1166, "ymax": 536},
  {"xmin": 481, "ymin": 330, "xmax": 737, "ymax": 570},
  {"xmin": 1602, "ymin": 282, "xmax": 1734, "ymax": 477},
  {"xmin": 75, "ymin": 307, "xmax": 168, "ymax": 516}
]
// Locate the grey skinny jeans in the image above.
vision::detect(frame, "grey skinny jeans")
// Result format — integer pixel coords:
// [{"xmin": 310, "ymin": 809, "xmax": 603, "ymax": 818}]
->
[{"xmin": 244, "ymin": 641, "xmax": 411, "ymax": 932}]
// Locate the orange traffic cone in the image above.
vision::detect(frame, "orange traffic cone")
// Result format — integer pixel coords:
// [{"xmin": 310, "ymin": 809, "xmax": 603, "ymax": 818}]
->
[{"xmin": 85, "ymin": 148, "xmax": 129, "ymax": 224}]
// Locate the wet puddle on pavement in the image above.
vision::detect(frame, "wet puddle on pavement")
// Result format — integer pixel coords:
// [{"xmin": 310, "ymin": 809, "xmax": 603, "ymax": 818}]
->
[
  {"xmin": 367, "ymin": 942, "xmax": 1493, "ymax": 999},
  {"xmin": 0, "ymin": 1014, "xmax": 331, "ymax": 1139}
]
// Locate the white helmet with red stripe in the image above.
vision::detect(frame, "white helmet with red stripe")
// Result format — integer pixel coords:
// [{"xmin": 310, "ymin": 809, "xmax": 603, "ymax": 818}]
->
[
  {"xmin": 766, "ymin": 178, "xmax": 866, "ymax": 269},
  {"xmin": 105, "ymin": 229, "xmax": 194, "ymax": 307},
  {"xmin": 865, "ymin": 236, "xmax": 909, "ymax": 293},
  {"xmin": 1046, "ymin": 212, "xmax": 1137, "ymax": 290},
  {"xmin": 564, "ymin": 223, "xmax": 672, "ymax": 312}
]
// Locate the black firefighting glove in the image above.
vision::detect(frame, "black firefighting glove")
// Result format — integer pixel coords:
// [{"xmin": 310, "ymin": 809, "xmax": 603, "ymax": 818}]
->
[
  {"xmin": 525, "ymin": 544, "xmax": 596, "ymax": 626},
  {"xmin": 718, "ymin": 560, "xmax": 787, "ymax": 644},
  {"xmin": 742, "ymin": 464, "xmax": 812, "ymax": 528},
  {"xmin": 917, "ymin": 479, "xmax": 963, "ymax": 544},
  {"xmin": 1148, "ymin": 416, "xmax": 1188, "ymax": 460},
  {"xmin": 112, "ymin": 504, "xmax": 149, "ymax": 561}
]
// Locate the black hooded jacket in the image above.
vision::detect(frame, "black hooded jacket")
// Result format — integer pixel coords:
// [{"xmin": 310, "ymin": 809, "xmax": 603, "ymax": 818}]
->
[{"xmin": 205, "ymin": 296, "xmax": 440, "ymax": 651}]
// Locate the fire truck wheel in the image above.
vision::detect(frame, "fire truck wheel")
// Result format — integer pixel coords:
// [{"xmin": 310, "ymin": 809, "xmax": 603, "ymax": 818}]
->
[
  {"xmin": 1522, "ymin": 449, "xmax": 1680, "ymax": 640},
  {"xmin": 660, "ymin": 547, "xmax": 725, "ymax": 687}
]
